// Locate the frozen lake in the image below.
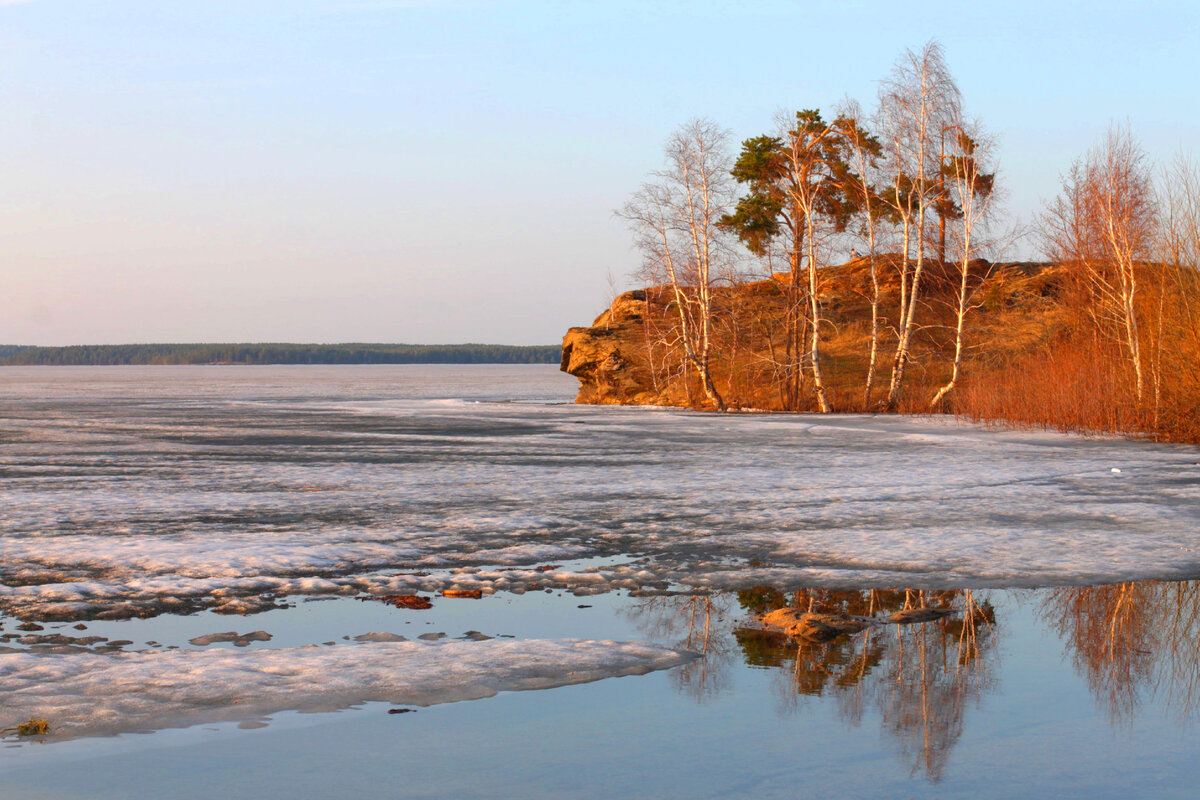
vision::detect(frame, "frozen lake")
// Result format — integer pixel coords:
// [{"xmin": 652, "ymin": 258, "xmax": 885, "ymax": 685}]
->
[
  {"xmin": 3, "ymin": 365, "xmax": 1200, "ymax": 797},
  {"xmin": 3, "ymin": 364, "xmax": 1200, "ymax": 622}
]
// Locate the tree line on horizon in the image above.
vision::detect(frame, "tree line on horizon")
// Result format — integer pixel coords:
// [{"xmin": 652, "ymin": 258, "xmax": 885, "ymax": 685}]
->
[
  {"xmin": 0, "ymin": 343, "xmax": 561, "ymax": 367},
  {"xmin": 618, "ymin": 41, "xmax": 1200, "ymax": 441}
]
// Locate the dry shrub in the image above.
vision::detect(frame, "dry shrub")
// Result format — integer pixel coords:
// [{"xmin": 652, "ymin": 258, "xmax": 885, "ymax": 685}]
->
[{"xmin": 953, "ymin": 333, "xmax": 1148, "ymax": 436}]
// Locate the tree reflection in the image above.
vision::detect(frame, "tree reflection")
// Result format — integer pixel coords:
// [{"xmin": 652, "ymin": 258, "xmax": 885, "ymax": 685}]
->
[
  {"xmin": 1041, "ymin": 580, "xmax": 1200, "ymax": 724},
  {"xmin": 734, "ymin": 587, "xmax": 998, "ymax": 783},
  {"xmin": 623, "ymin": 593, "xmax": 737, "ymax": 702},
  {"xmin": 627, "ymin": 579, "xmax": 1200, "ymax": 783}
]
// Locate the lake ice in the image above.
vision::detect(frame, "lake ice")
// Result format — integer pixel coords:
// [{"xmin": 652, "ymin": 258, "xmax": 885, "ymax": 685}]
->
[
  {"xmin": 2, "ymin": 365, "xmax": 1198, "ymax": 623},
  {"xmin": 0, "ymin": 636, "xmax": 694, "ymax": 738}
]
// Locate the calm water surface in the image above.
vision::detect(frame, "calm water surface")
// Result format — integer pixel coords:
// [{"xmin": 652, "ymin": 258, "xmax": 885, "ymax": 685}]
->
[{"xmin": 2, "ymin": 365, "xmax": 1199, "ymax": 798}]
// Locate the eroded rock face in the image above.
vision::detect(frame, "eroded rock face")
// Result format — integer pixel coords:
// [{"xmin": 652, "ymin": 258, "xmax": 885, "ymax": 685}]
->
[{"xmin": 560, "ymin": 289, "xmax": 683, "ymax": 406}]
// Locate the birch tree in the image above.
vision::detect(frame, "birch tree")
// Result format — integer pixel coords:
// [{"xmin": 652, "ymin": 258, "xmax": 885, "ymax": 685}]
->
[
  {"xmin": 1043, "ymin": 124, "xmax": 1157, "ymax": 402},
  {"xmin": 836, "ymin": 101, "xmax": 888, "ymax": 407},
  {"xmin": 877, "ymin": 41, "xmax": 962, "ymax": 410},
  {"xmin": 1146, "ymin": 153, "xmax": 1200, "ymax": 428},
  {"xmin": 1160, "ymin": 153, "xmax": 1200, "ymax": 366},
  {"xmin": 620, "ymin": 119, "xmax": 735, "ymax": 410},
  {"xmin": 930, "ymin": 126, "xmax": 997, "ymax": 408}
]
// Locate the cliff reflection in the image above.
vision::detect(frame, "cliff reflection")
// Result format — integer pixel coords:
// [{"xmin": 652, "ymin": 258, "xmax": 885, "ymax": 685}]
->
[
  {"xmin": 1041, "ymin": 580, "xmax": 1200, "ymax": 723},
  {"xmin": 733, "ymin": 588, "xmax": 998, "ymax": 782}
]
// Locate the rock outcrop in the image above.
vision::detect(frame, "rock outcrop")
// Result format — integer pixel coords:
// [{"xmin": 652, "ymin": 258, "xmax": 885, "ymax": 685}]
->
[
  {"xmin": 560, "ymin": 258, "xmax": 1071, "ymax": 410},
  {"xmin": 560, "ymin": 289, "xmax": 686, "ymax": 406}
]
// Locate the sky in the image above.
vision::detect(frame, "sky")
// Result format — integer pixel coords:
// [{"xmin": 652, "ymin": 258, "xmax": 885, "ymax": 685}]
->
[{"xmin": 1, "ymin": 0, "xmax": 1197, "ymax": 346}]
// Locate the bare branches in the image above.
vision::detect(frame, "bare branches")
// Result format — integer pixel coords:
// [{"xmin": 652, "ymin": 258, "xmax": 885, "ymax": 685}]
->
[
  {"xmin": 619, "ymin": 119, "xmax": 737, "ymax": 410},
  {"xmin": 1042, "ymin": 124, "xmax": 1157, "ymax": 401},
  {"xmin": 930, "ymin": 122, "xmax": 999, "ymax": 408},
  {"xmin": 600, "ymin": 46, "xmax": 1200, "ymax": 438},
  {"xmin": 836, "ymin": 97, "xmax": 888, "ymax": 408},
  {"xmin": 877, "ymin": 41, "xmax": 964, "ymax": 409}
]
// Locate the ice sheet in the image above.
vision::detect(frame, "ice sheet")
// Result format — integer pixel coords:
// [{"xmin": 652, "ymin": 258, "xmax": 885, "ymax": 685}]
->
[
  {"xmin": 0, "ymin": 637, "xmax": 693, "ymax": 738},
  {"xmin": 2, "ymin": 365, "xmax": 1200, "ymax": 619}
]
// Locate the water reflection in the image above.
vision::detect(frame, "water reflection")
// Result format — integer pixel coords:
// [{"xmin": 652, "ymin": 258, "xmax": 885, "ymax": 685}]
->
[
  {"xmin": 623, "ymin": 594, "xmax": 738, "ymax": 702},
  {"xmin": 1041, "ymin": 581, "xmax": 1200, "ymax": 723},
  {"xmin": 629, "ymin": 580, "xmax": 1200, "ymax": 783},
  {"xmin": 624, "ymin": 588, "xmax": 999, "ymax": 780},
  {"xmin": 733, "ymin": 588, "xmax": 998, "ymax": 782}
]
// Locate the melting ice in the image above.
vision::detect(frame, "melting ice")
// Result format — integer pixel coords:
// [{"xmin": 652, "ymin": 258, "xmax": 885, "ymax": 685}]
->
[
  {"xmin": 0, "ymin": 637, "xmax": 694, "ymax": 738},
  {"xmin": 2, "ymin": 365, "xmax": 1199, "ymax": 620}
]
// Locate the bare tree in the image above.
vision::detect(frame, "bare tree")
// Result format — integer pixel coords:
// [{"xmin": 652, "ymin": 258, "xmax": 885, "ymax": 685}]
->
[
  {"xmin": 1156, "ymin": 153, "xmax": 1200, "ymax": 425},
  {"xmin": 836, "ymin": 100, "xmax": 888, "ymax": 408},
  {"xmin": 620, "ymin": 119, "xmax": 735, "ymax": 410},
  {"xmin": 930, "ymin": 124, "xmax": 997, "ymax": 408},
  {"xmin": 877, "ymin": 41, "xmax": 963, "ymax": 410},
  {"xmin": 1043, "ymin": 124, "xmax": 1157, "ymax": 402},
  {"xmin": 1161, "ymin": 153, "xmax": 1200, "ymax": 297}
]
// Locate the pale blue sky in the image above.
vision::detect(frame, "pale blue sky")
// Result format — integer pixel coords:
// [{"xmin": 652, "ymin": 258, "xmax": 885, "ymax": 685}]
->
[{"xmin": 1, "ymin": 0, "xmax": 1196, "ymax": 345}]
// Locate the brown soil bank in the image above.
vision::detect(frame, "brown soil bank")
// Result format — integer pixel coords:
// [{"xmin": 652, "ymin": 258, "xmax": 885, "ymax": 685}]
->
[{"xmin": 561, "ymin": 256, "xmax": 1200, "ymax": 442}]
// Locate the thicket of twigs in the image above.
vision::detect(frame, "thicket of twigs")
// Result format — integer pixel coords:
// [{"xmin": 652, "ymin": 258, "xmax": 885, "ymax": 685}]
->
[
  {"xmin": 955, "ymin": 258, "xmax": 1200, "ymax": 442},
  {"xmin": 954, "ymin": 129, "xmax": 1200, "ymax": 442}
]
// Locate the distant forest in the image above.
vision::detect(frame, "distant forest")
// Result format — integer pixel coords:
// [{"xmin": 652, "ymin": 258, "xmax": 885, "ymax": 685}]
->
[{"xmin": 0, "ymin": 343, "xmax": 560, "ymax": 366}]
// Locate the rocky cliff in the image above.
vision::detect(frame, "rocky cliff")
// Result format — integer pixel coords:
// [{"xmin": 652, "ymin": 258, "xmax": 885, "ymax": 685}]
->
[
  {"xmin": 560, "ymin": 258, "xmax": 1071, "ymax": 411},
  {"xmin": 560, "ymin": 289, "xmax": 679, "ymax": 406}
]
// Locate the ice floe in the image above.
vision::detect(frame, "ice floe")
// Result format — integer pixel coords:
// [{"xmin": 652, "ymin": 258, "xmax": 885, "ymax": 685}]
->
[{"xmin": 0, "ymin": 637, "xmax": 694, "ymax": 739}]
